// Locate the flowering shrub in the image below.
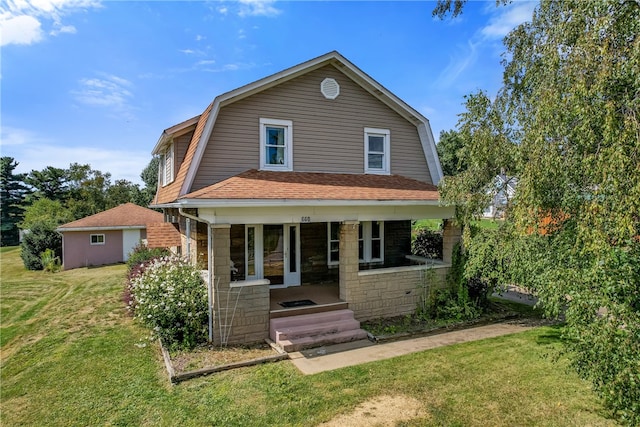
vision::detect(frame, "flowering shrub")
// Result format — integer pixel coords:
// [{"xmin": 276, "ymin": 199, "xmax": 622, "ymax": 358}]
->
[{"xmin": 129, "ymin": 256, "xmax": 208, "ymax": 350}]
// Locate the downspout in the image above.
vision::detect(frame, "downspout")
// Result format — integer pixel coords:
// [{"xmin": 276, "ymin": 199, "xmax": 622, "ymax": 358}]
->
[{"xmin": 178, "ymin": 207, "xmax": 214, "ymax": 343}]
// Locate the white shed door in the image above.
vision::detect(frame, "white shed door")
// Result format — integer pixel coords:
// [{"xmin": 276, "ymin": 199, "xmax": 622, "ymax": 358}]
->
[{"xmin": 122, "ymin": 229, "xmax": 141, "ymax": 261}]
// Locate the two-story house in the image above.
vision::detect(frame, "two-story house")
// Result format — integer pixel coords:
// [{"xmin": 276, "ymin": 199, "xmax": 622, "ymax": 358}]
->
[{"xmin": 151, "ymin": 51, "xmax": 458, "ymax": 350}]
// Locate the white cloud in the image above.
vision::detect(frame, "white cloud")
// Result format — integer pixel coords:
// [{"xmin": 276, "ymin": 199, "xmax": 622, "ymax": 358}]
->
[
  {"xmin": 50, "ymin": 23, "xmax": 75, "ymax": 35},
  {"xmin": 7, "ymin": 142, "xmax": 150, "ymax": 184},
  {"xmin": 237, "ymin": 0, "xmax": 282, "ymax": 18},
  {"xmin": 434, "ymin": 39, "xmax": 480, "ymax": 88},
  {"xmin": 434, "ymin": 1, "xmax": 536, "ymax": 90},
  {"xmin": 0, "ymin": 126, "xmax": 50, "ymax": 146},
  {"xmin": 0, "ymin": 14, "xmax": 42, "ymax": 45},
  {"xmin": 0, "ymin": 0, "xmax": 101, "ymax": 46},
  {"xmin": 196, "ymin": 59, "xmax": 216, "ymax": 66},
  {"xmin": 71, "ymin": 73, "xmax": 135, "ymax": 120},
  {"xmin": 195, "ymin": 34, "xmax": 205, "ymax": 41},
  {"xmin": 481, "ymin": 1, "xmax": 536, "ymax": 40}
]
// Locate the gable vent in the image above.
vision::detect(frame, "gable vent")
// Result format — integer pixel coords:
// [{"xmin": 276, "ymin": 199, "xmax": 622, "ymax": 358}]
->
[{"xmin": 321, "ymin": 78, "xmax": 340, "ymax": 99}]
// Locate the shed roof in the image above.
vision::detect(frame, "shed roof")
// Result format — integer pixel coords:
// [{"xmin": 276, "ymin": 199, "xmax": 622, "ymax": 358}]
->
[{"xmin": 58, "ymin": 203, "xmax": 163, "ymax": 231}]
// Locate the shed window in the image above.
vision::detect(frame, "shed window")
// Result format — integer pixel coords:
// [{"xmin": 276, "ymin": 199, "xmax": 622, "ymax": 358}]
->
[{"xmin": 90, "ymin": 234, "xmax": 105, "ymax": 245}]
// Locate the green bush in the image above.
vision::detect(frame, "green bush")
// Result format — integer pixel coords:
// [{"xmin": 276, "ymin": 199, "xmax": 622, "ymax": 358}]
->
[
  {"xmin": 126, "ymin": 243, "xmax": 170, "ymax": 271},
  {"xmin": 412, "ymin": 228, "xmax": 443, "ymax": 259},
  {"xmin": 40, "ymin": 248, "xmax": 61, "ymax": 273},
  {"xmin": 129, "ymin": 256, "xmax": 208, "ymax": 350},
  {"xmin": 20, "ymin": 222, "xmax": 62, "ymax": 270}
]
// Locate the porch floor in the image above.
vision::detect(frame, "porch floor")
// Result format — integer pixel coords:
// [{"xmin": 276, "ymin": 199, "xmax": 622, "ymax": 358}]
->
[{"xmin": 269, "ymin": 284, "xmax": 346, "ymax": 318}]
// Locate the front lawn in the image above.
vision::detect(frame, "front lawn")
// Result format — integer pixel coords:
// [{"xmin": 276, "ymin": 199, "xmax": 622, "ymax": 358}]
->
[{"xmin": 0, "ymin": 247, "xmax": 617, "ymax": 426}]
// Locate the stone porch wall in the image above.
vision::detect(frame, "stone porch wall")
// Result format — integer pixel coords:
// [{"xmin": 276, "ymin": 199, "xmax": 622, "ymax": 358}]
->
[
  {"xmin": 210, "ymin": 225, "xmax": 270, "ymax": 345},
  {"xmin": 349, "ymin": 265, "xmax": 449, "ymax": 321}
]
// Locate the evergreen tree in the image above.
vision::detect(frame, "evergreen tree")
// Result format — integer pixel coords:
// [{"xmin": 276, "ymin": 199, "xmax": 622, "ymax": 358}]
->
[{"xmin": 0, "ymin": 157, "xmax": 29, "ymax": 246}]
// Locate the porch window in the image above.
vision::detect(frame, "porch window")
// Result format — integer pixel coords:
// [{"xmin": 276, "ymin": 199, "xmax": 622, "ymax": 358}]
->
[
  {"xmin": 359, "ymin": 221, "xmax": 384, "ymax": 263},
  {"xmin": 90, "ymin": 234, "xmax": 105, "ymax": 245},
  {"xmin": 260, "ymin": 118, "xmax": 293, "ymax": 171},
  {"xmin": 329, "ymin": 221, "xmax": 384, "ymax": 264},
  {"xmin": 327, "ymin": 222, "xmax": 340, "ymax": 266},
  {"xmin": 364, "ymin": 128, "xmax": 390, "ymax": 174},
  {"xmin": 246, "ymin": 225, "xmax": 257, "ymax": 279}
]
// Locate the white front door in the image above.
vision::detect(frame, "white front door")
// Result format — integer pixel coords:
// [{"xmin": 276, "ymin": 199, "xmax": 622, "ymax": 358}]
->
[{"xmin": 245, "ymin": 224, "xmax": 300, "ymax": 288}]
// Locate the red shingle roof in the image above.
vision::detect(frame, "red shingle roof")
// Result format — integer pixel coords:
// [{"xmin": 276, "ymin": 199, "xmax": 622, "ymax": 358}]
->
[
  {"xmin": 146, "ymin": 222, "xmax": 181, "ymax": 248},
  {"xmin": 181, "ymin": 169, "xmax": 439, "ymax": 202},
  {"xmin": 58, "ymin": 203, "xmax": 163, "ymax": 230}
]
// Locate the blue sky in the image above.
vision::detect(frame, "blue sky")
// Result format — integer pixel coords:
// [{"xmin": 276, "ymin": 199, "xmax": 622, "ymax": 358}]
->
[{"xmin": 1, "ymin": 0, "xmax": 536, "ymax": 184}]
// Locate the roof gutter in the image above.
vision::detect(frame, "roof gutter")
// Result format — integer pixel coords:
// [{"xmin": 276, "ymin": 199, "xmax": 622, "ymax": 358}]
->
[{"xmin": 176, "ymin": 198, "xmax": 443, "ymax": 208}]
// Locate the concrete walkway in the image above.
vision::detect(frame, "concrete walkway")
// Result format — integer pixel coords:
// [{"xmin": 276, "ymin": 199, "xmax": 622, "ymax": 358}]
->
[{"xmin": 289, "ymin": 322, "xmax": 535, "ymax": 375}]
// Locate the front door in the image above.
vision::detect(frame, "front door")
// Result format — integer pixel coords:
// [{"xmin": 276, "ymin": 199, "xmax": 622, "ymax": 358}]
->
[{"xmin": 247, "ymin": 224, "xmax": 300, "ymax": 287}]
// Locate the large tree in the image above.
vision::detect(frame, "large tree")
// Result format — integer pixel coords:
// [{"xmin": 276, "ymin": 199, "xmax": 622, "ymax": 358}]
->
[
  {"xmin": 437, "ymin": 1, "xmax": 639, "ymax": 423},
  {"xmin": 0, "ymin": 157, "xmax": 30, "ymax": 246},
  {"xmin": 436, "ymin": 129, "xmax": 468, "ymax": 176}
]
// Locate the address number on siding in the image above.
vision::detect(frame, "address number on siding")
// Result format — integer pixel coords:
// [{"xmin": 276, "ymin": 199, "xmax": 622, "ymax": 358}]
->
[{"xmin": 301, "ymin": 216, "xmax": 311, "ymax": 223}]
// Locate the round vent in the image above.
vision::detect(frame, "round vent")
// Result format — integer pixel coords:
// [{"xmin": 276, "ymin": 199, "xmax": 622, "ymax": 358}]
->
[{"xmin": 321, "ymin": 78, "xmax": 340, "ymax": 99}]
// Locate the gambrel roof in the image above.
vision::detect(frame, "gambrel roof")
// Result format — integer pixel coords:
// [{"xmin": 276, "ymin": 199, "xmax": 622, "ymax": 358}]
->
[{"xmin": 152, "ymin": 51, "xmax": 443, "ymax": 207}]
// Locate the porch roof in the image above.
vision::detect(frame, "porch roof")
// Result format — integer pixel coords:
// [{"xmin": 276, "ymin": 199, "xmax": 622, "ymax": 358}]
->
[{"xmin": 176, "ymin": 169, "xmax": 440, "ymax": 206}]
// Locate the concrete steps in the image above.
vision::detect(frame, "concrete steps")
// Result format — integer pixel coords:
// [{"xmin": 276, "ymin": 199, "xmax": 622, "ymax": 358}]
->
[{"xmin": 270, "ymin": 309, "xmax": 368, "ymax": 352}]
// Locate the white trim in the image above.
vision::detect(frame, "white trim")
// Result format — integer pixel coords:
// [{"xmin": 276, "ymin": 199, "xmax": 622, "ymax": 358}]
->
[
  {"xmin": 358, "ymin": 262, "xmax": 450, "ymax": 276},
  {"xmin": 364, "ymin": 127, "xmax": 390, "ymax": 174},
  {"xmin": 418, "ymin": 122, "xmax": 443, "ymax": 185},
  {"xmin": 230, "ymin": 279, "xmax": 270, "ymax": 288},
  {"xmin": 160, "ymin": 143, "xmax": 175, "ymax": 186},
  {"xmin": 245, "ymin": 225, "xmax": 261, "ymax": 280},
  {"xmin": 327, "ymin": 222, "xmax": 340, "ymax": 266},
  {"xmin": 177, "ymin": 198, "xmax": 441, "ymax": 208},
  {"xmin": 90, "ymin": 234, "xmax": 105, "ymax": 245},
  {"xmin": 320, "ymin": 77, "xmax": 340, "ymax": 99},
  {"xmin": 259, "ymin": 118, "xmax": 293, "ymax": 171},
  {"xmin": 358, "ymin": 221, "xmax": 384, "ymax": 263},
  {"xmin": 57, "ymin": 226, "xmax": 146, "ymax": 232}
]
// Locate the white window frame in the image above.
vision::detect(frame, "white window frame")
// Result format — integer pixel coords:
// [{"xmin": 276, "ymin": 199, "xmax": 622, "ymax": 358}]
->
[
  {"xmin": 358, "ymin": 221, "xmax": 384, "ymax": 263},
  {"xmin": 161, "ymin": 143, "xmax": 174, "ymax": 186},
  {"xmin": 90, "ymin": 234, "xmax": 105, "ymax": 245},
  {"xmin": 260, "ymin": 118, "xmax": 293, "ymax": 171},
  {"xmin": 364, "ymin": 127, "xmax": 390, "ymax": 174},
  {"xmin": 327, "ymin": 222, "xmax": 340, "ymax": 266}
]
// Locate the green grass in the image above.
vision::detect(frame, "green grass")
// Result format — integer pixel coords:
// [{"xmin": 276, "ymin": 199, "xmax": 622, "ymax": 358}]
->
[{"xmin": 0, "ymin": 247, "xmax": 618, "ymax": 426}]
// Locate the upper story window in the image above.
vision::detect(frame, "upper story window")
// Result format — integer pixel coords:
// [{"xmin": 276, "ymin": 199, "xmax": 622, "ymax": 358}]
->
[
  {"xmin": 159, "ymin": 143, "xmax": 174, "ymax": 186},
  {"xmin": 364, "ymin": 128, "xmax": 390, "ymax": 174},
  {"xmin": 260, "ymin": 118, "xmax": 293, "ymax": 171}
]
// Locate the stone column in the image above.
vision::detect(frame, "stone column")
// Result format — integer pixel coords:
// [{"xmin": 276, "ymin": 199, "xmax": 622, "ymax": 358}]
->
[
  {"xmin": 211, "ymin": 224, "xmax": 231, "ymax": 287},
  {"xmin": 442, "ymin": 219, "xmax": 462, "ymax": 264},
  {"xmin": 339, "ymin": 221, "xmax": 359, "ymax": 302}
]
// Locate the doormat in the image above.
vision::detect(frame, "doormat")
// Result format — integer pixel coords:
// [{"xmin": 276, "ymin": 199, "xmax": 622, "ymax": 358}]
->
[{"xmin": 279, "ymin": 299, "xmax": 317, "ymax": 308}]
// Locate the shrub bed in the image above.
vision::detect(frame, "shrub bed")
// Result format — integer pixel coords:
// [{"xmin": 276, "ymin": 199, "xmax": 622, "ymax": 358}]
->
[{"xmin": 128, "ymin": 256, "xmax": 208, "ymax": 351}]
